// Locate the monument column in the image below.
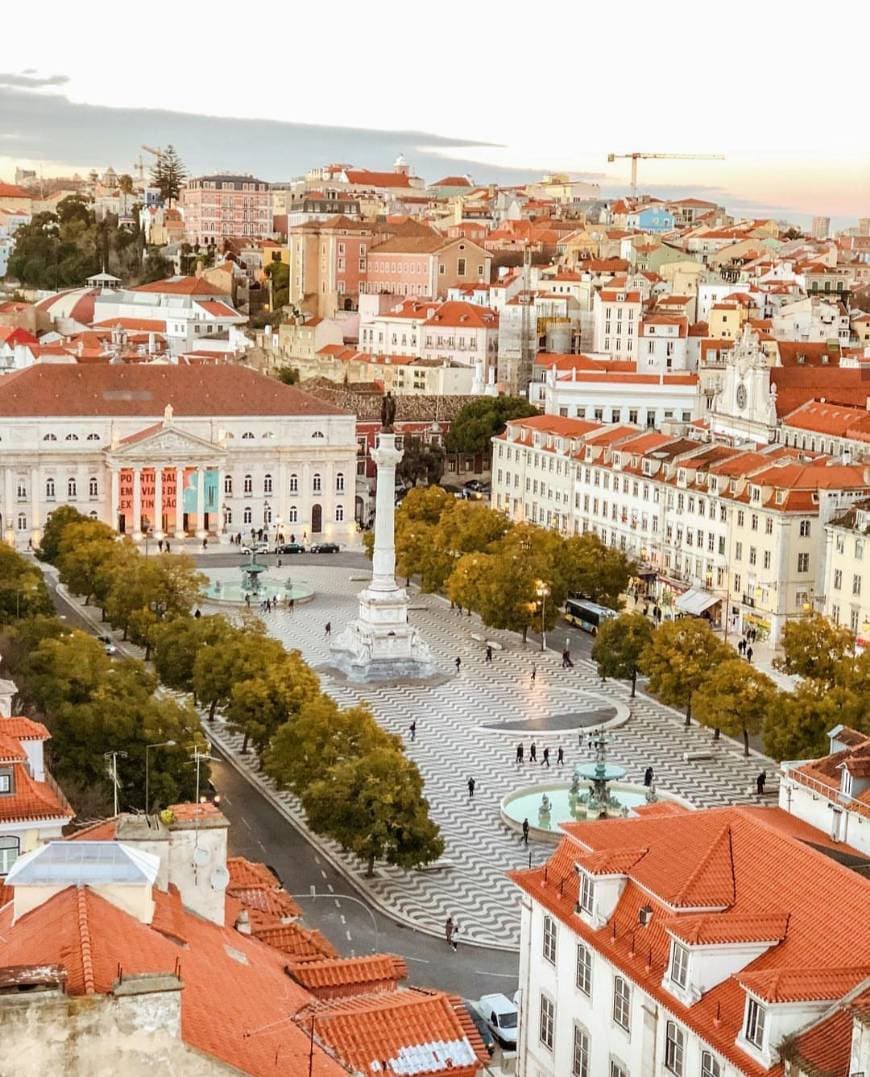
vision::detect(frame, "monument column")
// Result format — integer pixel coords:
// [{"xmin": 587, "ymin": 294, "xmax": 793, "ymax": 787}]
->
[
  {"xmin": 195, "ymin": 466, "xmax": 206, "ymax": 539},
  {"xmin": 174, "ymin": 466, "xmax": 185, "ymax": 539},
  {"xmin": 132, "ymin": 468, "xmax": 142, "ymax": 539},
  {"xmin": 369, "ymin": 434, "xmax": 403, "ymax": 592},
  {"xmin": 153, "ymin": 467, "xmax": 164, "ymax": 538}
]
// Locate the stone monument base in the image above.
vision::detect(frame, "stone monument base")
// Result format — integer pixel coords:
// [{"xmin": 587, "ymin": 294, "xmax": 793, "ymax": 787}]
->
[{"xmin": 329, "ymin": 585, "xmax": 435, "ymax": 683}]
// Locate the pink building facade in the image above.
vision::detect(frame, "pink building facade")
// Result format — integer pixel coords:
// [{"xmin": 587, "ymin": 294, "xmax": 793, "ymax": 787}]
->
[{"xmin": 181, "ymin": 175, "xmax": 271, "ymax": 246}]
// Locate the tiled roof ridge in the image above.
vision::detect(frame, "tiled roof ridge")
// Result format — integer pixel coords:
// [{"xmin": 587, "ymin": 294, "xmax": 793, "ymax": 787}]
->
[
  {"xmin": 76, "ymin": 886, "xmax": 96, "ymax": 995},
  {"xmin": 672, "ymin": 823, "xmax": 736, "ymax": 907},
  {"xmin": 664, "ymin": 908, "xmax": 790, "ymax": 945},
  {"xmin": 739, "ymin": 965, "xmax": 870, "ymax": 1003}
]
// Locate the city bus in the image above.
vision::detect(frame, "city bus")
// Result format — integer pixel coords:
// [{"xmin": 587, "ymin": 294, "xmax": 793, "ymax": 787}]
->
[{"xmin": 563, "ymin": 598, "xmax": 618, "ymax": 635}]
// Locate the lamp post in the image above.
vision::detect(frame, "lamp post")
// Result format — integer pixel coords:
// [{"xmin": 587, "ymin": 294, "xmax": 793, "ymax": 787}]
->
[
  {"xmin": 145, "ymin": 740, "xmax": 177, "ymax": 814},
  {"xmin": 536, "ymin": 580, "xmax": 550, "ymax": 652},
  {"xmin": 104, "ymin": 750, "xmax": 128, "ymax": 816}
]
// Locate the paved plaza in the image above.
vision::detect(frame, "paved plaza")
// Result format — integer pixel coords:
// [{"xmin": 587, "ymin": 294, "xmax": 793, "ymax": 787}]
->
[{"xmin": 204, "ymin": 564, "xmax": 776, "ymax": 950}]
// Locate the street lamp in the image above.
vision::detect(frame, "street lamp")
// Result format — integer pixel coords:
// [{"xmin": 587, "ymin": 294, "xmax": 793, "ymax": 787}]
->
[
  {"xmin": 104, "ymin": 750, "xmax": 128, "ymax": 816},
  {"xmin": 536, "ymin": 580, "xmax": 550, "ymax": 652},
  {"xmin": 145, "ymin": 740, "xmax": 177, "ymax": 814}
]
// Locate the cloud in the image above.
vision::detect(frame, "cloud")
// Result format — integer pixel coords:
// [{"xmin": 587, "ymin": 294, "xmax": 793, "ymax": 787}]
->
[
  {"xmin": 0, "ymin": 71, "xmax": 69, "ymax": 88},
  {"xmin": 0, "ymin": 86, "xmax": 540, "ymax": 185}
]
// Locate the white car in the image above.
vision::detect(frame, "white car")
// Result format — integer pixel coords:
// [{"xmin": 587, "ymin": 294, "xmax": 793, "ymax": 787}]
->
[
  {"xmin": 240, "ymin": 542, "xmax": 269, "ymax": 555},
  {"xmin": 478, "ymin": 993, "xmax": 518, "ymax": 1049}
]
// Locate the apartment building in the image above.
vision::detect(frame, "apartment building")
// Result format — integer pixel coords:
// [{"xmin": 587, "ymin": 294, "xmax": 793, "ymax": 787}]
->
[
  {"xmin": 592, "ymin": 286, "xmax": 643, "ymax": 361},
  {"xmin": 180, "ymin": 175, "xmax": 271, "ymax": 246},
  {"xmin": 821, "ymin": 496, "xmax": 870, "ymax": 640}
]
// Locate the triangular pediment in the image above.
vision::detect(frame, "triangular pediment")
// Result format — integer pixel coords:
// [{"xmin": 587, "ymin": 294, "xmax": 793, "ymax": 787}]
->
[{"xmin": 108, "ymin": 423, "xmax": 225, "ymax": 460}]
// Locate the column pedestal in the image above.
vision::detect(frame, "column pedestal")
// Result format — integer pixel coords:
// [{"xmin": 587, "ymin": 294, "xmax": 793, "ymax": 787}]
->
[{"xmin": 330, "ymin": 431, "xmax": 435, "ymax": 682}]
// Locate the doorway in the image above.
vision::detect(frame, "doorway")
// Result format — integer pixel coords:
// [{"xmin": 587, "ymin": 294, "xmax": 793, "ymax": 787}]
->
[{"xmin": 311, "ymin": 504, "xmax": 322, "ymax": 533}]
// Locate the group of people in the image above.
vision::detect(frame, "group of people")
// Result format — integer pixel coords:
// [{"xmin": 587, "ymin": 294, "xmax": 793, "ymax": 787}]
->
[
  {"xmin": 243, "ymin": 592, "xmax": 295, "ymax": 614},
  {"xmin": 515, "ymin": 743, "xmax": 564, "ymax": 768},
  {"xmin": 737, "ymin": 637, "xmax": 754, "ymax": 662}
]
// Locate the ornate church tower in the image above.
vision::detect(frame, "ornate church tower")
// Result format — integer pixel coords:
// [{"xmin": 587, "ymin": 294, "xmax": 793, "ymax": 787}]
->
[{"xmin": 709, "ymin": 326, "xmax": 778, "ymax": 444}]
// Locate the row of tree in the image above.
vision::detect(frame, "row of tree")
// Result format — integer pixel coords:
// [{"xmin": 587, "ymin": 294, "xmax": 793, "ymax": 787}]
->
[
  {"xmin": 382, "ymin": 486, "xmax": 634, "ymax": 637},
  {"xmin": 590, "ymin": 612, "xmax": 869, "ymax": 759},
  {"xmin": 28, "ymin": 508, "xmax": 444, "ymax": 873}
]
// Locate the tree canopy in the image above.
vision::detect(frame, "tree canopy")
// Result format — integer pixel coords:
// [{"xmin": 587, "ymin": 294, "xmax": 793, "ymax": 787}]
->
[
  {"xmin": 591, "ymin": 612, "xmax": 653, "ymax": 696},
  {"xmin": 150, "ymin": 145, "xmax": 187, "ymax": 205},
  {"xmin": 640, "ymin": 619, "xmax": 732, "ymax": 723},
  {"xmin": 774, "ymin": 613, "xmax": 856, "ymax": 685},
  {"xmin": 694, "ymin": 659, "xmax": 777, "ymax": 754},
  {"xmin": 444, "ymin": 396, "xmax": 539, "ymax": 460}
]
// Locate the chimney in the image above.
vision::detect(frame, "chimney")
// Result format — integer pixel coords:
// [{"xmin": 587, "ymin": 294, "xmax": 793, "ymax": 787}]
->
[{"xmin": 235, "ymin": 909, "xmax": 252, "ymax": 935}]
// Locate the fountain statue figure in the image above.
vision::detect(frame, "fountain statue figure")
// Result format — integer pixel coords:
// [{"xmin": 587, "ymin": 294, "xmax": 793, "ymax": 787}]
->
[
  {"xmin": 240, "ymin": 548, "xmax": 268, "ymax": 595},
  {"xmin": 573, "ymin": 727, "xmax": 627, "ymax": 819}
]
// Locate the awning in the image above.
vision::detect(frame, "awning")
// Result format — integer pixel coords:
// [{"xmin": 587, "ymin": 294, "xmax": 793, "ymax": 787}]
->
[{"xmin": 675, "ymin": 588, "xmax": 722, "ymax": 617}]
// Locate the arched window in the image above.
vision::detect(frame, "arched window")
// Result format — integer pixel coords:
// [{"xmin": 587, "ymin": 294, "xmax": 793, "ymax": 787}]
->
[
  {"xmin": 313, "ymin": 473, "xmax": 322, "ymax": 493},
  {"xmin": 242, "ymin": 431, "xmax": 255, "ymax": 440},
  {"xmin": 336, "ymin": 472, "xmax": 345, "ymax": 493},
  {"xmin": 88, "ymin": 510, "xmax": 98, "ymax": 519},
  {"xmin": 67, "ymin": 477, "xmax": 77, "ymax": 498},
  {"xmin": 289, "ymin": 473, "xmax": 299, "ymax": 494},
  {"xmin": 88, "ymin": 477, "xmax": 99, "ymax": 497},
  {"xmin": 311, "ymin": 430, "xmax": 325, "ymax": 439},
  {"xmin": 65, "ymin": 433, "xmax": 79, "ymax": 441},
  {"xmin": 45, "ymin": 478, "xmax": 55, "ymax": 499},
  {"xmin": 264, "ymin": 505, "xmax": 272, "ymax": 524},
  {"xmin": 223, "ymin": 507, "xmax": 233, "ymax": 526},
  {"xmin": 86, "ymin": 432, "xmax": 100, "ymax": 442},
  {"xmin": 262, "ymin": 431, "xmax": 274, "ymax": 440},
  {"xmin": 16, "ymin": 480, "xmax": 26, "ymax": 499},
  {"xmin": 224, "ymin": 475, "xmax": 233, "ymax": 495},
  {"xmin": 43, "ymin": 433, "xmax": 57, "ymax": 442},
  {"xmin": 289, "ymin": 506, "xmax": 298, "ymax": 523},
  {"xmin": 243, "ymin": 474, "xmax": 253, "ymax": 494},
  {"xmin": 17, "ymin": 513, "xmax": 27, "ymax": 531},
  {"xmin": 243, "ymin": 506, "xmax": 252, "ymax": 524},
  {"xmin": 335, "ymin": 505, "xmax": 344, "ymax": 522},
  {"xmin": 263, "ymin": 473, "xmax": 273, "ymax": 494}
]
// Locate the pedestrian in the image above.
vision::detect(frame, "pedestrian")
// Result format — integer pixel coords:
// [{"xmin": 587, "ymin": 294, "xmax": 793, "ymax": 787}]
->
[
  {"xmin": 542, "ymin": 746, "xmax": 550, "ymax": 768},
  {"xmin": 467, "ymin": 776, "xmax": 475, "ymax": 798},
  {"xmin": 521, "ymin": 818, "xmax": 529, "ymax": 845},
  {"xmin": 202, "ymin": 537, "xmax": 208, "ymax": 551},
  {"xmin": 277, "ymin": 557, "xmax": 282, "ymax": 568},
  {"xmin": 445, "ymin": 916, "xmax": 456, "ymax": 950},
  {"xmin": 738, "ymin": 639, "xmax": 745, "ymax": 655},
  {"xmin": 409, "ymin": 720, "xmax": 416, "ymax": 743},
  {"xmin": 451, "ymin": 919, "xmax": 459, "ymax": 951},
  {"xmin": 561, "ymin": 648, "xmax": 570, "ymax": 668},
  {"xmin": 288, "ymin": 597, "xmax": 295, "ymax": 614},
  {"xmin": 244, "ymin": 593, "xmax": 250, "ymax": 607},
  {"xmin": 516, "ymin": 743, "xmax": 524, "ymax": 765},
  {"xmin": 530, "ymin": 742, "xmax": 537, "ymax": 763},
  {"xmin": 530, "ymin": 663, "xmax": 536, "ymax": 683},
  {"xmin": 158, "ymin": 539, "xmax": 164, "ymax": 553},
  {"xmin": 643, "ymin": 765, "xmax": 654, "ymax": 788},
  {"xmin": 643, "ymin": 603, "xmax": 649, "ymax": 618},
  {"xmin": 455, "ymin": 656, "xmax": 461, "ymax": 673},
  {"xmin": 485, "ymin": 645, "xmax": 493, "ymax": 664},
  {"xmin": 194, "ymin": 608, "xmax": 201, "ymax": 619},
  {"xmin": 756, "ymin": 770, "xmax": 767, "ymax": 796},
  {"xmin": 165, "ymin": 540, "xmax": 170, "ymax": 553},
  {"xmin": 325, "ymin": 622, "xmax": 332, "ymax": 637},
  {"xmin": 747, "ymin": 645, "xmax": 753, "ymax": 663},
  {"xmin": 557, "ymin": 746, "xmax": 564, "ymax": 767}
]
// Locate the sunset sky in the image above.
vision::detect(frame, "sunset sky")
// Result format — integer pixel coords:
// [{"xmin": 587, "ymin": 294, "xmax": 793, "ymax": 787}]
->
[{"xmin": 2, "ymin": 0, "xmax": 867, "ymax": 225}]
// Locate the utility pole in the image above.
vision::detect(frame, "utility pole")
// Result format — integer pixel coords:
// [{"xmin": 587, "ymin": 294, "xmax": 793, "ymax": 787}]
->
[{"xmin": 104, "ymin": 751, "xmax": 128, "ymax": 816}]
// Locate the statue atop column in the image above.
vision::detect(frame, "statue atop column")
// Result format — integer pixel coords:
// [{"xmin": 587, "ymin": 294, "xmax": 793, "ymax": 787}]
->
[{"xmin": 380, "ymin": 391, "xmax": 396, "ymax": 432}]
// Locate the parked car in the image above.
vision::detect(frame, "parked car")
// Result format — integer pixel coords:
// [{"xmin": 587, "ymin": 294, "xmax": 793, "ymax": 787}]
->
[
  {"xmin": 478, "ymin": 993, "xmax": 518, "ymax": 1049},
  {"xmin": 463, "ymin": 479, "xmax": 489, "ymax": 493},
  {"xmin": 241, "ymin": 541, "xmax": 269, "ymax": 555},
  {"xmin": 98, "ymin": 634, "xmax": 118, "ymax": 656},
  {"xmin": 309, "ymin": 542, "xmax": 339, "ymax": 554},
  {"xmin": 463, "ymin": 1002, "xmax": 495, "ymax": 1056},
  {"xmin": 275, "ymin": 542, "xmax": 306, "ymax": 555}
]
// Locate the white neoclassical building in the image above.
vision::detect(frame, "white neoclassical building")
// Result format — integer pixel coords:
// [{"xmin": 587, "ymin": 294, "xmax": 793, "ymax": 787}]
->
[{"xmin": 0, "ymin": 365, "xmax": 358, "ymax": 548}]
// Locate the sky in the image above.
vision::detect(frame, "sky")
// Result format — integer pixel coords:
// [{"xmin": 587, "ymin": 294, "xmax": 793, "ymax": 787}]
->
[{"xmin": 1, "ymin": 0, "xmax": 868, "ymax": 226}]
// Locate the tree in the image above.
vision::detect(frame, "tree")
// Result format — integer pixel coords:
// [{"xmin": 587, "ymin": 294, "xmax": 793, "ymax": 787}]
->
[
  {"xmin": 764, "ymin": 678, "xmax": 846, "ymax": 761},
  {"xmin": 591, "ymin": 613, "xmax": 653, "ymax": 696},
  {"xmin": 558, "ymin": 533, "xmax": 634, "ymax": 610},
  {"xmin": 151, "ymin": 145, "xmax": 187, "ymax": 205},
  {"xmin": 301, "ymin": 745, "xmax": 443, "ymax": 877},
  {"xmin": 774, "ymin": 614, "xmax": 856, "ymax": 685},
  {"xmin": 397, "ymin": 436, "xmax": 445, "ymax": 487},
  {"xmin": 640, "ymin": 619, "xmax": 732, "ymax": 724},
  {"xmin": 694, "ymin": 659, "xmax": 778, "ymax": 754},
  {"xmin": 141, "ymin": 247, "xmax": 172, "ymax": 283},
  {"xmin": 265, "ymin": 260, "xmax": 289, "ymax": 309},
  {"xmin": 276, "ymin": 366, "xmax": 300, "ymax": 385},
  {"xmin": 152, "ymin": 614, "xmax": 233, "ymax": 694},
  {"xmin": 55, "ymin": 519, "xmax": 119, "ymax": 605},
  {"xmin": 0, "ymin": 545, "xmax": 53, "ymax": 624},
  {"xmin": 227, "ymin": 650, "xmax": 319, "ymax": 756},
  {"xmin": 37, "ymin": 505, "xmax": 86, "ymax": 564},
  {"xmin": 445, "ymin": 396, "xmax": 539, "ymax": 462},
  {"xmin": 192, "ymin": 619, "xmax": 286, "ymax": 720}
]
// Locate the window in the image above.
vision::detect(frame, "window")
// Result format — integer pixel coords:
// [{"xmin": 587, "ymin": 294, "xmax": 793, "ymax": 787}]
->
[
  {"xmin": 763, "ymin": 551, "xmax": 771, "ymax": 570},
  {"xmin": 243, "ymin": 474, "xmax": 253, "ymax": 494},
  {"xmin": 45, "ymin": 477, "xmax": 55, "ymax": 499},
  {"xmin": 16, "ymin": 480, "xmax": 26, "ymax": 499},
  {"xmin": 67, "ymin": 478, "xmax": 77, "ymax": 499},
  {"xmin": 539, "ymin": 994, "xmax": 555, "ymax": 1051},
  {"xmin": 0, "ymin": 774, "xmax": 10, "ymax": 793},
  {"xmin": 572, "ymin": 1025, "xmax": 589, "ymax": 1077},
  {"xmin": 0, "ymin": 835, "xmax": 19, "ymax": 875},
  {"xmin": 313, "ymin": 473, "xmax": 322, "ymax": 493},
  {"xmin": 579, "ymin": 871, "xmax": 594, "ymax": 914},
  {"xmin": 243, "ymin": 506, "xmax": 252, "ymax": 524},
  {"xmin": 289, "ymin": 473, "xmax": 299, "ymax": 494},
  {"xmin": 612, "ymin": 976, "xmax": 631, "ymax": 1031},
  {"xmin": 336, "ymin": 472, "xmax": 345, "ymax": 493},
  {"xmin": 17, "ymin": 513, "xmax": 27, "ymax": 531},
  {"xmin": 457, "ymin": 257, "xmax": 466, "ymax": 276},
  {"xmin": 65, "ymin": 433, "xmax": 79, "ymax": 441},
  {"xmin": 543, "ymin": 914, "xmax": 557, "ymax": 964},
  {"xmin": 224, "ymin": 475, "xmax": 233, "ymax": 495},
  {"xmin": 765, "ymin": 517, "xmax": 773, "ymax": 534},
  {"xmin": 665, "ymin": 1021, "xmax": 685, "ymax": 1075},
  {"xmin": 89, "ymin": 477, "xmax": 99, "ymax": 498},
  {"xmin": 701, "ymin": 1051, "xmax": 722, "ymax": 1077},
  {"xmin": 288, "ymin": 506, "xmax": 298, "ymax": 523},
  {"xmin": 745, "ymin": 998, "xmax": 766, "ymax": 1048},
  {"xmin": 799, "ymin": 520, "xmax": 811, "ymax": 537},
  {"xmin": 670, "ymin": 942, "xmax": 689, "ymax": 988},
  {"xmin": 853, "ymin": 574, "xmax": 862, "ymax": 596},
  {"xmin": 335, "ymin": 505, "xmax": 344, "ymax": 522},
  {"xmin": 241, "ymin": 431, "xmax": 255, "ymax": 440},
  {"xmin": 797, "ymin": 552, "xmax": 810, "ymax": 573},
  {"xmin": 576, "ymin": 943, "xmax": 592, "ymax": 995},
  {"xmin": 610, "ymin": 1063, "xmax": 628, "ymax": 1077},
  {"xmin": 263, "ymin": 474, "xmax": 273, "ymax": 494}
]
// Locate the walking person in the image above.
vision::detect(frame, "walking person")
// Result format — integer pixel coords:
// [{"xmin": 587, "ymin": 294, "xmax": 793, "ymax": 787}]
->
[
  {"xmin": 756, "ymin": 770, "xmax": 767, "ymax": 796},
  {"xmin": 530, "ymin": 663, "xmax": 536, "ymax": 684},
  {"xmin": 325, "ymin": 622, "xmax": 332, "ymax": 638},
  {"xmin": 202, "ymin": 537, "xmax": 208, "ymax": 551},
  {"xmin": 746, "ymin": 645, "xmax": 754, "ymax": 663},
  {"xmin": 409, "ymin": 720, "xmax": 416, "ymax": 743},
  {"xmin": 445, "ymin": 916, "xmax": 456, "ymax": 951},
  {"xmin": 643, "ymin": 765, "xmax": 654, "ymax": 788},
  {"xmin": 529, "ymin": 742, "xmax": 537, "ymax": 763},
  {"xmin": 521, "ymin": 818, "xmax": 529, "ymax": 845},
  {"xmin": 455, "ymin": 656, "xmax": 462, "ymax": 673},
  {"xmin": 157, "ymin": 539, "xmax": 164, "ymax": 553},
  {"xmin": 467, "ymin": 776, "xmax": 475, "ymax": 799},
  {"xmin": 542, "ymin": 746, "xmax": 550, "ymax": 768},
  {"xmin": 164, "ymin": 540, "xmax": 170, "ymax": 553},
  {"xmin": 557, "ymin": 746, "xmax": 564, "ymax": 767},
  {"xmin": 485, "ymin": 645, "xmax": 493, "ymax": 664},
  {"xmin": 516, "ymin": 743, "xmax": 524, "ymax": 765}
]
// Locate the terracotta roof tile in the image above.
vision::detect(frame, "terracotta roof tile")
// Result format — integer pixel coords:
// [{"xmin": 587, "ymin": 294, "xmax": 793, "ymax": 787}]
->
[
  {"xmin": 287, "ymin": 953, "xmax": 407, "ymax": 994},
  {"xmin": 664, "ymin": 911, "xmax": 790, "ymax": 946},
  {"xmin": 738, "ymin": 966, "xmax": 868, "ymax": 1004},
  {"xmin": 131, "ymin": 276, "xmax": 229, "ymax": 297}
]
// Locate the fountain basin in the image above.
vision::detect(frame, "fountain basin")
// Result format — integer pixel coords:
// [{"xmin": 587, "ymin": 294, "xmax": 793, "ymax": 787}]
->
[
  {"xmin": 500, "ymin": 781, "xmax": 691, "ymax": 844},
  {"xmin": 202, "ymin": 574, "xmax": 314, "ymax": 607}
]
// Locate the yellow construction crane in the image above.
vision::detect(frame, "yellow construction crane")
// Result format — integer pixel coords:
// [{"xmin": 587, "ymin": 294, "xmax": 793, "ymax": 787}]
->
[{"xmin": 607, "ymin": 152, "xmax": 724, "ymax": 196}]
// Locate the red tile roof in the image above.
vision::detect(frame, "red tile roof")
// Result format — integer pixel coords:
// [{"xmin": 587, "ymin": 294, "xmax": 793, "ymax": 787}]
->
[
  {"xmin": 287, "ymin": 953, "xmax": 407, "ymax": 995},
  {"xmin": 0, "ymin": 760, "xmax": 71, "ymax": 823},
  {"xmin": 0, "ymin": 183, "xmax": 31, "ymax": 199},
  {"xmin": 343, "ymin": 169, "xmax": 414, "ymax": 189},
  {"xmin": 787, "ymin": 1004, "xmax": 856, "ymax": 1077},
  {"xmin": 0, "ymin": 717, "xmax": 49, "ymax": 741},
  {"xmin": 738, "ymin": 967, "xmax": 867, "ymax": 1004},
  {"xmin": 0, "ymin": 365, "xmax": 349, "ymax": 418},
  {"xmin": 665, "ymin": 911, "xmax": 790, "ymax": 946},
  {"xmin": 130, "ymin": 276, "xmax": 229, "ymax": 296},
  {"xmin": 251, "ymin": 921, "xmax": 338, "ymax": 963}
]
